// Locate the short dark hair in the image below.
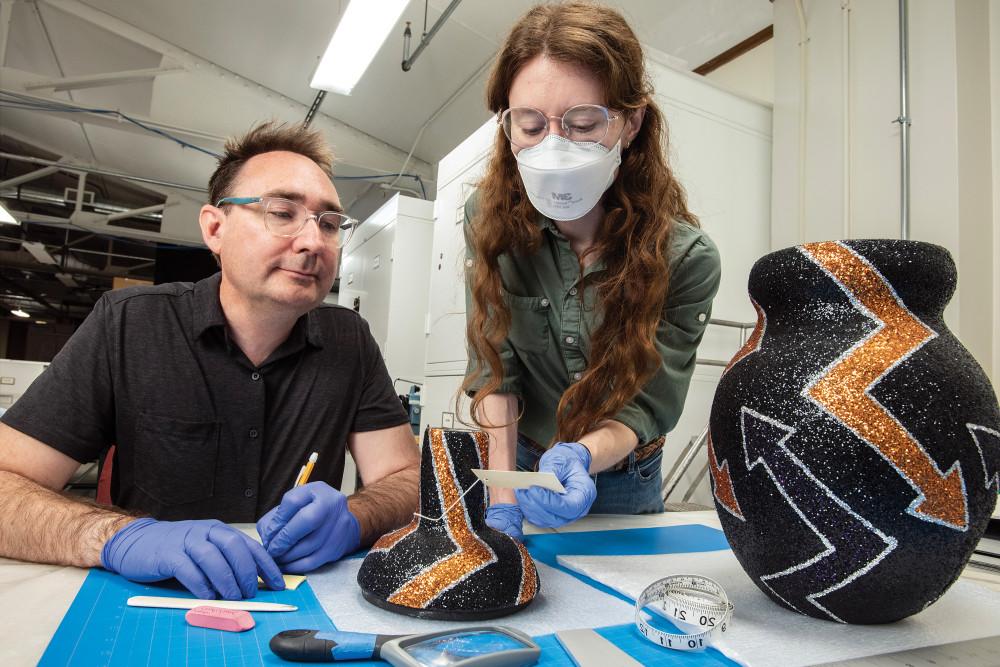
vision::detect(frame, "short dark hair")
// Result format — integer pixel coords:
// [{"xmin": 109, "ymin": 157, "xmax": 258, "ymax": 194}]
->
[{"xmin": 207, "ymin": 121, "xmax": 335, "ymax": 205}]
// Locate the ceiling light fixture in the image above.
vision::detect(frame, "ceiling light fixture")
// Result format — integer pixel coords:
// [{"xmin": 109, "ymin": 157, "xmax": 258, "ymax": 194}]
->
[
  {"xmin": 310, "ymin": 0, "xmax": 408, "ymax": 95},
  {"xmin": 0, "ymin": 202, "xmax": 19, "ymax": 226},
  {"xmin": 11, "ymin": 309, "xmax": 29, "ymax": 318}
]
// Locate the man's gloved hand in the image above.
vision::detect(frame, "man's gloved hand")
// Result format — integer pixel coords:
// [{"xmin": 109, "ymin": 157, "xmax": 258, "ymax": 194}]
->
[
  {"xmin": 486, "ymin": 503, "xmax": 524, "ymax": 541},
  {"xmin": 256, "ymin": 481, "xmax": 360, "ymax": 574},
  {"xmin": 101, "ymin": 517, "xmax": 285, "ymax": 600},
  {"xmin": 515, "ymin": 442, "xmax": 597, "ymax": 528}
]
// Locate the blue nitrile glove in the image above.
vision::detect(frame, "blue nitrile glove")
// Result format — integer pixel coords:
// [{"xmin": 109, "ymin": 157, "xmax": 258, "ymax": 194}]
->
[
  {"xmin": 486, "ymin": 503, "xmax": 525, "ymax": 541},
  {"xmin": 101, "ymin": 517, "xmax": 285, "ymax": 600},
  {"xmin": 515, "ymin": 442, "xmax": 597, "ymax": 528},
  {"xmin": 256, "ymin": 481, "xmax": 360, "ymax": 574}
]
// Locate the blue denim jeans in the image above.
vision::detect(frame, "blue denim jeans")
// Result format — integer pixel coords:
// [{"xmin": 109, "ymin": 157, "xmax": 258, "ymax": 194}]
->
[{"xmin": 516, "ymin": 435, "xmax": 665, "ymax": 515}]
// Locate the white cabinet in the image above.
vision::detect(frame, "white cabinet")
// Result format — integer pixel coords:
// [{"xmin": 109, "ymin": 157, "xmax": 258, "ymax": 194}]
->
[
  {"xmin": 419, "ymin": 120, "xmax": 496, "ymax": 433},
  {"xmin": 0, "ymin": 358, "xmax": 49, "ymax": 409},
  {"xmin": 338, "ymin": 194, "xmax": 434, "ymax": 388}
]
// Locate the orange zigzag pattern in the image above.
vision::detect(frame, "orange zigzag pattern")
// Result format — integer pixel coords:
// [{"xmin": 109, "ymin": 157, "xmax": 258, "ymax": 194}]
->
[
  {"xmin": 387, "ymin": 429, "xmax": 495, "ymax": 607},
  {"xmin": 802, "ymin": 242, "xmax": 966, "ymax": 529},
  {"xmin": 708, "ymin": 432, "xmax": 744, "ymax": 520}
]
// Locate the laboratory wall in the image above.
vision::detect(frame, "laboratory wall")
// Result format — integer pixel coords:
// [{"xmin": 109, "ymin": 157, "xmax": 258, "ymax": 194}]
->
[
  {"xmin": 772, "ymin": 0, "xmax": 998, "ymax": 383},
  {"xmin": 705, "ymin": 38, "xmax": 775, "ymax": 105}
]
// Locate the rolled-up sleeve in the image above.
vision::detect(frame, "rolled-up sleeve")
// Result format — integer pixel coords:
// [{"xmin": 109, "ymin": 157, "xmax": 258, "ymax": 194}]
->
[
  {"xmin": 462, "ymin": 197, "xmax": 524, "ymax": 398},
  {"xmin": 613, "ymin": 230, "xmax": 722, "ymax": 444}
]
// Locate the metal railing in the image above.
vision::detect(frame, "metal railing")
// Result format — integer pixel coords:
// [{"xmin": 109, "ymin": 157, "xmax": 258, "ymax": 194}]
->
[{"xmin": 663, "ymin": 317, "xmax": 756, "ymax": 504}]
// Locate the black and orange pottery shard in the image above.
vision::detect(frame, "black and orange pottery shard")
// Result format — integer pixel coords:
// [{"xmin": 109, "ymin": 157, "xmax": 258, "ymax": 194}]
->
[
  {"xmin": 357, "ymin": 427, "xmax": 539, "ymax": 620},
  {"xmin": 709, "ymin": 240, "xmax": 1000, "ymax": 623}
]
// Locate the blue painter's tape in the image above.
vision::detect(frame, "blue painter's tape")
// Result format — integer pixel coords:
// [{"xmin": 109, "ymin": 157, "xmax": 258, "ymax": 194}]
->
[{"xmin": 315, "ymin": 631, "xmax": 377, "ymax": 660}]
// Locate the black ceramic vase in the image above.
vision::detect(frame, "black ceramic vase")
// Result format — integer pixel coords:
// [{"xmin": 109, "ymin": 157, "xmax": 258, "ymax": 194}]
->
[
  {"xmin": 708, "ymin": 240, "xmax": 999, "ymax": 624},
  {"xmin": 357, "ymin": 427, "xmax": 539, "ymax": 620}
]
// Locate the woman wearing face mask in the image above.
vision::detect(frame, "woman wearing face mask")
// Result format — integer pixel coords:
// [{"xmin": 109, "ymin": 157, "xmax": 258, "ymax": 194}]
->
[{"xmin": 462, "ymin": 2, "xmax": 721, "ymax": 540}]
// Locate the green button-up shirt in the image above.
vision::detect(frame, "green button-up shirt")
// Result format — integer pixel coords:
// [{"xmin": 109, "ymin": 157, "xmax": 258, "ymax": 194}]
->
[{"xmin": 464, "ymin": 197, "xmax": 722, "ymax": 449}]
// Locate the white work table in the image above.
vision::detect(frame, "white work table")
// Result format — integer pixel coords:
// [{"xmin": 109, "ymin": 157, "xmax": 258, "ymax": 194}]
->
[{"xmin": 1, "ymin": 511, "xmax": 997, "ymax": 666}]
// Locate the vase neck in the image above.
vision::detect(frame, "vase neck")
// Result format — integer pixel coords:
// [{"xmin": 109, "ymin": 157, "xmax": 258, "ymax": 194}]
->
[{"xmin": 417, "ymin": 429, "xmax": 489, "ymax": 530}]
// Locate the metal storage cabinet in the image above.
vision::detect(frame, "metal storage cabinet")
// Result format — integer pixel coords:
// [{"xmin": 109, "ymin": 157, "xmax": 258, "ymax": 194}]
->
[{"xmin": 338, "ymin": 194, "xmax": 434, "ymax": 391}]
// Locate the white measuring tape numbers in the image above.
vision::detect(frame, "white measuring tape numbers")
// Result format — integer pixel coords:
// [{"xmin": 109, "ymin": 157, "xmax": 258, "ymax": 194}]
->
[{"xmin": 634, "ymin": 574, "xmax": 734, "ymax": 652}]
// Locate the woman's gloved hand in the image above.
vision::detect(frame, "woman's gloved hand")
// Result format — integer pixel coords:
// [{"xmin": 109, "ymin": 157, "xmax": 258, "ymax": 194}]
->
[
  {"xmin": 256, "ymin": 481, "xmax": 360, "ymax": 573},
  {"xmin": 515, "ymin": 442, "xmax": 597, "ymax": 528},
  {"xmin": 101, "ymin": 517, "xmax": 285, "ymax": 600},
  {"xmin": 486, "ymin": 503, "xmax": 525, "ymax": 541}
]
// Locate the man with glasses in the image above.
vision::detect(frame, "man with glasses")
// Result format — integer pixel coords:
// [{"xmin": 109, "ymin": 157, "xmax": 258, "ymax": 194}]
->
[{"xmin": 0, "ymin": 122, "xmax": 420, "ymax": 600}]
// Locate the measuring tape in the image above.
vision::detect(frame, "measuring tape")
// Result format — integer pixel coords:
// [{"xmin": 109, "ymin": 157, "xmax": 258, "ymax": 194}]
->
[{"xmin": 634, "ymin": 575, "xmax": 734, "ymax": 652}]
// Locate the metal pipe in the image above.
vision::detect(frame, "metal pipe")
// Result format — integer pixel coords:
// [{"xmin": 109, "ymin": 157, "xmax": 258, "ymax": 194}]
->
[
  {"xmin": 0, "ymin": 166, "xmax": 59, "ymax": 189},
  {"xmin": 73, "ymin": 172, "xmax": 86, "ymax": 216},
  {"xmin": 708, "ymin": 318, "xmax": 756, "ymax": 331},
  {"xmin": 104, "ymin": 203, "xmax": 167, "ymax": 223},
  {"xmin": 401, "ymin": 0, "xmax": 462, "ymax": 72},
  {"xmin": 0, "ymin": 186, "xmax": 165, "ymax": 220},
  {"xmin": 303, "ymin": 90, "xmax": 326, "ymax": 127},
  {"xmin": 842, "ymin": 0, "xmax": 852, "ymax": 239},
  {"xmin": 794, "ymin": 0, "xmax": 809, "ymax": 243},
  {"xmin": 662, "ymin": 425, "xmax": 709, "ymax": 501},
  {"xmin": 0, "ymin": 152, "xmax": 207, "ymax": 193},
  {"xmin": 897, "ymin": 0, "xmax": 911, "ymax": 239}
]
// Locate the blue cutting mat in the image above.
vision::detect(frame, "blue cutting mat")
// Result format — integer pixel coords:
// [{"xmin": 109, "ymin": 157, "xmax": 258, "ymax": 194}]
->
[
  {"xmin": 42, "ymin": 525, "xmax": 739, "ymax": 666},
  {"xmin": 39, "ymin": 570, "xmax": 336, "ymax": 667}
]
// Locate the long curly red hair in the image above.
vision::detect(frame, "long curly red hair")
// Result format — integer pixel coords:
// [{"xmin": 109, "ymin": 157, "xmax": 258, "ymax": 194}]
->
[{"xmin": 462, "ymin": 2, "xmax": 698, "ymax": 443}]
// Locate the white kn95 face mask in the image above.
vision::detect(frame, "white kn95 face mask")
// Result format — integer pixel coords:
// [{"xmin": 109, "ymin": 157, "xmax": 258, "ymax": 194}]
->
[{"xmin": 514, "ymin": 134, "xmax": 622, "ymax": 221}]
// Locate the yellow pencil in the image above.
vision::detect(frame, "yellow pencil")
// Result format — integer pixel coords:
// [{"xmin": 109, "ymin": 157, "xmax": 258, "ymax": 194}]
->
[
  {"xmin": 296, "ymin": 451, "xmax": 318, "ymax": 487},
  {"xmin": 290, "ymin": 464, "xmax": 306, "ymax": 491}
]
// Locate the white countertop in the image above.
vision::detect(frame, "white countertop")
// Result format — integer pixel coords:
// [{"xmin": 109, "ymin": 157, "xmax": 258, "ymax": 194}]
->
[{"xmin": 1, "ymin": 511, "xmax": 997, "ymax": 666}]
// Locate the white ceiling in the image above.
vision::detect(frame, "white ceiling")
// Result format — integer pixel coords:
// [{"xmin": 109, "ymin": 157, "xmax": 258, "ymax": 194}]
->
[{"xmin": 0, "ymin": 0, "xmax": 772, "ymax": 225}]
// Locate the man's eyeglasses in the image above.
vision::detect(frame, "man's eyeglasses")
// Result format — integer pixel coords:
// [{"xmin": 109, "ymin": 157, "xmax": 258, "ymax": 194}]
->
[
  {"xmin": 499, "ymin": 104, "xmax": 621, "ymax": 149},
  {"xmin": 216, "ymin": 196, "xmax": 357, "ymax": 248}
]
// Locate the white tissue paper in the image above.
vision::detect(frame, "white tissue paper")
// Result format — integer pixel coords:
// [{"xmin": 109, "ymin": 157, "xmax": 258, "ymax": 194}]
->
[
  {"xmin": 308, "ymin": 556, "xmax": 636, "ymax": 637},
  {"xmin": 557, "ymin": 550, "xmax": 1000, "ymax": 667}
]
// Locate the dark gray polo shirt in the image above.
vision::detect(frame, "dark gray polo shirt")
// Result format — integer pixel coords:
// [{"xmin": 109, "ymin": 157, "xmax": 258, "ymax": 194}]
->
[{"xmin": 1, "ymin": 273, "xmax": 408, "ymax": 522}]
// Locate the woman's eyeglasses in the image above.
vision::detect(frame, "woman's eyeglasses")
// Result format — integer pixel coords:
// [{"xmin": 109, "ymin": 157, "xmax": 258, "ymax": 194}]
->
[{"xmin": 499, "ymin": 104, "xmax": 620, "ymax": 149}]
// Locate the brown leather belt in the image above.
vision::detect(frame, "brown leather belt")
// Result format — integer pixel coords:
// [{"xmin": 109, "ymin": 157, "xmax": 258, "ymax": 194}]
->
[
  {"xmin": 520, "ymin": 434, "xmax": 665, "ymax": 472},
  {"xmin": 616, "ymin": 435, "xmax": 666, "ymax": 471}
]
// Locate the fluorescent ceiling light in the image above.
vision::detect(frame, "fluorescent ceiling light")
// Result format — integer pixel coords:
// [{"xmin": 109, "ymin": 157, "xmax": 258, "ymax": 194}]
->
[
  {"xmin": 35, "ymin": 320, "xmax": 47, "ymax": 325},
  {"xmin": 10, "ymin": 309, "xmax": 29, "ymax": 318},
  {"xmin": 0, "ymin": 202, "xmax": 18, "ymax": 225},
  {"xmin": 310, "ymin": 0, "xmax": 409, "ymax": 95},
  {"xmin": 21, "ymin": 241, "xmax": 58, "ymax": 265}
]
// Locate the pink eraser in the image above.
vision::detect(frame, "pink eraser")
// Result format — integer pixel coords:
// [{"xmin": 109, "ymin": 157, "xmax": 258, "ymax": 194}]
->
[{"xmin": 185, "ymin": 606, "xmax": 255, "ymax": 632}]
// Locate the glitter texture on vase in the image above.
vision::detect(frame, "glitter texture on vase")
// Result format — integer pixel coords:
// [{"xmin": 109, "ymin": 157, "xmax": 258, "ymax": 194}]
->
[
  {"xmin": 357, "ymin": 427, "xmax": 540, "ymax": 620},
  {"xmin": 709, "ymin": 240, "xmax": 1000, "ymax": 624}
]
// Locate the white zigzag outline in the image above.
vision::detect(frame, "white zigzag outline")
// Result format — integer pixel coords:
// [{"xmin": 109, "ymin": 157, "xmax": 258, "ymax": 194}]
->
[
  {"xmin": 967, "ymin": 423, "xmax": 1000, "ymax": 490},
  {"xmin": 798, "ymin": 242, "xmax": 968, "ymax": 531},
  {"xmin": 387, "ymin": 432, "xmax": 497, "ymax": 605},
  {"xmin": 741, "ymin": 406, "xmax": 898, "ymax": 623}
]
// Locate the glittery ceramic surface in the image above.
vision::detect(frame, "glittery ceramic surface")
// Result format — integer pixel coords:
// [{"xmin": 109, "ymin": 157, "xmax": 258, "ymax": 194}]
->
[
  {"xmin": 709, "ymin": 240, "xmax": 1000, "ymax": 624},
  {"xmin": 356, "ymin": 428, "xmax": 540, "ymax": 620}
]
